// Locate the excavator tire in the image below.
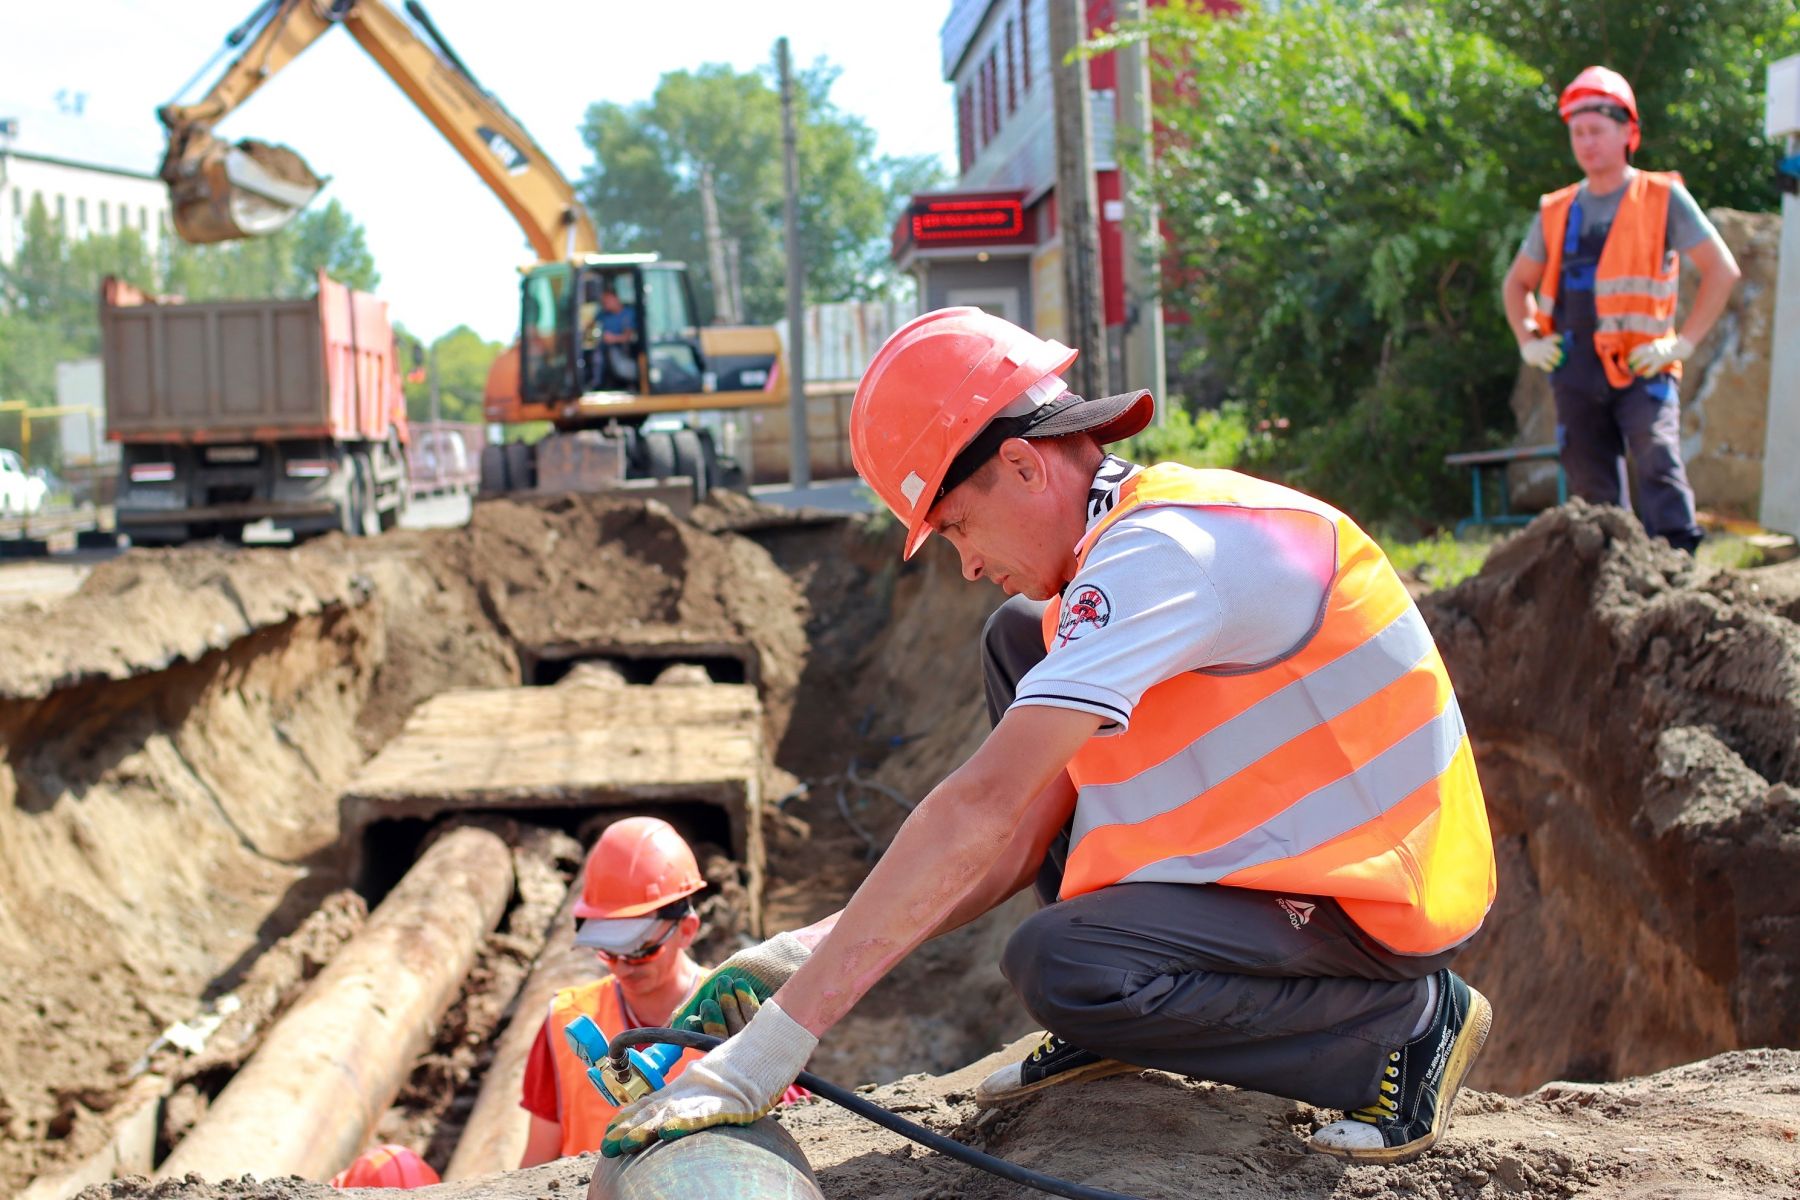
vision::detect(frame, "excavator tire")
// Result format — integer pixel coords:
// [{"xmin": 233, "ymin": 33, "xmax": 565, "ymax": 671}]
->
[
  {"xmin": 643, "ymin": 432, "xmax": 677, "ymax": 481},
  {"xmin": 672, "ymin": 428, "xmax": 709, "ymax": 500}
]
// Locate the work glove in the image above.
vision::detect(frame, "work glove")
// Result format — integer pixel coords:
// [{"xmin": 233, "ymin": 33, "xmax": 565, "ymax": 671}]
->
[
  {"xmin": 1627, "ymin": 334, "xmax": 1694, "ymax": 377},
  {"xmin": 671, "ymin": 932, "xmax": 813, "ymax": 1039},
  {"xmin": 602, "ymin": 997, "xmax": 817, "ymax": 1156},
  {"xmin": 1519, "ymin": 335, "xmax": 1564, "ymax": 373}
]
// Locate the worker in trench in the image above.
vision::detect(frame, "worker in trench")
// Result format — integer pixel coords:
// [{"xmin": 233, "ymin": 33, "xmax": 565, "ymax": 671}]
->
[
  {"xmin": 1501, "ymin": 65, "xmax": 1741, "ymax": 555},
  {"xmin": 599, "ymin": 308, "xmax": 1499, "ymax": 1165},
  {"xmin": 518, "ymin": 817, "xmax": 805, "ymax": 1165}
]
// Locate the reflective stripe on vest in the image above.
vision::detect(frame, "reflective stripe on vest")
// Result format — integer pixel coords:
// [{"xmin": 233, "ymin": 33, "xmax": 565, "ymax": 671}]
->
[
  {"xmin": 1042, "ymin": 464, "xmax": 1495, "ymax": 956},
  {"xmin": 545, "ymin": 978, "xmax": 701, "ymax": 1156},
  {"xmin": 1536, "ymin": 170, "xmax": 1684, "ymax": 390}
]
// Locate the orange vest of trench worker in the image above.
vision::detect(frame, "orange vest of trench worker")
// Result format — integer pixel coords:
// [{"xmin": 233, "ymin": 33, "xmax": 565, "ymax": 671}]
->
[
  {"xmin": 1040, "ymin": 464, "xmax": 1495, "ymax": 956},
  {"xmin": 544, "ymin": 978, "xmax": 702, "ymax": 1157},
  {"xmin": 1536, "ymin": 169, "xmax": 1685, "ymax": 390}
]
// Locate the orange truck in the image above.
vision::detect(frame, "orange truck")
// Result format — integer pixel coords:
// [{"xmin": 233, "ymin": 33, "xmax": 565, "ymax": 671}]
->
[{"xmin": 102, "ymin": 273, "xmax": 409, "ymax": 544}]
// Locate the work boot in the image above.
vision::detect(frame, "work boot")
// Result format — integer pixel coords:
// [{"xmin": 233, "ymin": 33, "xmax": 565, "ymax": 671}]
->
[
  {"xmin": 1309, "ymin": 970, "xmax": 1492, "ymax": 1164},
  {"xmin": 973, "ymin": 1031, "xmax": 1136, "ymax": 1106}
]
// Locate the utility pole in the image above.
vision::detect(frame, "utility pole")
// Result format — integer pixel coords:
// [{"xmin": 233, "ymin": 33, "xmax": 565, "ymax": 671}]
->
[
  {"xmin": 699, "ymin": 163, "xmax": 737, "ymax": 325},
  {"xmin": 1115, "ymin": 0, "xmax": 1165, "ymax": 411},
  {"xmin": 1049, "ymin": 0, "xmax": 1108, "ymax": 401},
  {"xmin": 777, "ymin": 36, "xmax": 809, "ymax": 488}
]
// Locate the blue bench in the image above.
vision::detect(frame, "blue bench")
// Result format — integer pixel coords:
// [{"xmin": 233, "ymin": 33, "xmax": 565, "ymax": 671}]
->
[{"xmin": 1444, "ymin": 444, "xmax": 1566, "ymax": 535}]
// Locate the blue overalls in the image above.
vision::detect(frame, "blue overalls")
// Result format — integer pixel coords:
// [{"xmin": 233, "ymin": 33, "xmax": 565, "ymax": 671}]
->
[{"xmin": 1551, "ymin": 197, "xmax": 1702, "ymax": 551}]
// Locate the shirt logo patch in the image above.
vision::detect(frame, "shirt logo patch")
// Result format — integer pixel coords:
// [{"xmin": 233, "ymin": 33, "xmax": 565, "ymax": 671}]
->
[{"xmin": 1056, "ymin": 584, "xmax": 1113, "ymax": 646}]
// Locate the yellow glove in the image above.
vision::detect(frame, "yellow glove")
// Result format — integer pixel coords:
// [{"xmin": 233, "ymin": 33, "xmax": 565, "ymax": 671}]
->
[
  {"xmin": 601, "ymin": 998, "xmax": 816, "ymax": 1157},
  {"xmin": 1519, "ymin": 335, "xmax": 1564, "ymax": 372},
  {"xmin": 1626, "ymin": 334, "xmax": 1694, "ymax": 377}
]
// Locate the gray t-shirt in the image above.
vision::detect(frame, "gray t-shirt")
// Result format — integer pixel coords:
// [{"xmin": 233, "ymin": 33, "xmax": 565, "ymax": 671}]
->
[{"xmin": 1519, "ymin": 172, "xmax": 1717, "ymax": 262}]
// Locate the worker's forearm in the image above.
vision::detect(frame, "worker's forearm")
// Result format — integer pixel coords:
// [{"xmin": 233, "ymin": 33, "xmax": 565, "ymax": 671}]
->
[
  {"xmin": 1677, "ymin": 268, "xmax": 1738, "ymax": 348},
  {"xmin": 1501, "ymin": 279, "xmax": 1540, "ymax": 345},
  {"xmin": 774, "ymin": 781, "xmax": 1020, "ymax": 1037}
]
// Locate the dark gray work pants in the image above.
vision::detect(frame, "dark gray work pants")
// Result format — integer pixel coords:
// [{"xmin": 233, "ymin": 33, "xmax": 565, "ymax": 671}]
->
[
  {"xmin": 1552, "ymin": 371, "xmax": 1703, "ymax": 551},
  {"xmin": 983, "ymin": 595, "xmax": 1456, "ymax": 1111}
]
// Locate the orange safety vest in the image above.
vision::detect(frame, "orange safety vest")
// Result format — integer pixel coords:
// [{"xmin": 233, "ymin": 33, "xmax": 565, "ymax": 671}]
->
[
  {"xmin": 1537, "ymin": 170, "xmax": 1684, "ymax": 390},
  {"xmin": 544, "ymin": 978, "xmax": 702, "ymax": 1157},
  {"xmin": 1041, "ymin": 464, "xmax": 1495, "ymax": 956}
]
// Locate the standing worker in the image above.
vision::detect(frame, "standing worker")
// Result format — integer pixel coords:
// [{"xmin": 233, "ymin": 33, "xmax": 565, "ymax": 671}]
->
[
  {"xmin": 517, "ymin": 817, "xmax": 709, "ymax": 1166},
  {"xmin": 600, "ymin": 309, "xmax": 1498, "ymax": 1165},
  {"xmin": 1502, "ymin": 65, "xmax": 1741, "ymax": 554}
]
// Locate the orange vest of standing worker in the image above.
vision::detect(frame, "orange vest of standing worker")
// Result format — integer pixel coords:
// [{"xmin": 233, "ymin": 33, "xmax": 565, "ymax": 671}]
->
[
  {"xmin": 1536, "ymin": 169, "xmax": 1684, "ymax": 390},
  {"xmin": 1040, "ymin": 464, "xmax": 1495, "ymax": 956},
  {"xmin": 544, "ymin": 978, "xmax": 701, "ymax": 1157}
]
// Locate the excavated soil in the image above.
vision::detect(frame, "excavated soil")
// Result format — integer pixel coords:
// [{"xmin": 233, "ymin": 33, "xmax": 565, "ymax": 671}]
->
[{"xmin": 7, "ymin": 495, "xmax": 1800, "ymax": 1198}]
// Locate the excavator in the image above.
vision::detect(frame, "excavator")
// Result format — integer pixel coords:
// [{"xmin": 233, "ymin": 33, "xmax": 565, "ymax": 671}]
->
[{"xmin": 157, "ymin": 0, "xmax": 784, "ymax": 497}]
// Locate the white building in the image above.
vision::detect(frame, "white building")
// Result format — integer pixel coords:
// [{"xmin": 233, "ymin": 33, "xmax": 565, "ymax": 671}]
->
[{"xmin": 0, "ymin": 149, "xmax": 172, "ymax": 265}]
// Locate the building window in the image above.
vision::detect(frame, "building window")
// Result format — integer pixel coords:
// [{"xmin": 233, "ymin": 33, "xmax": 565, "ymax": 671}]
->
[
  {"xmin": 976, "ymin": 63, "xmax": 989, "ymax": 148},
  {"xmin": 1006, "ymin": 20, "xmax": 1018, "ymax": 114},
  {"xmin": 993, "ymin": 57, "xmax": 1003, "ymax": 142},
  {"xmin": 139, "ymin": 206, "xmax": 148, "ymax": 231},
  {"xmin": 77, "ymin": 197, "xmax": 87, "ymax": 229},
  {"xmin": 100, "ymin": 201, "xmax": 110, "ymax": 231},
  {"xmin": 56, "ymin": 194, "xmax": 66, "ymax": 224},
  {"xmin": 1020, "ymin": 0, "xmax": 1032, "ymax": 94},
  {"xmin": 958, "ymin": 87, "xmax": 975, "ymax": 172}
]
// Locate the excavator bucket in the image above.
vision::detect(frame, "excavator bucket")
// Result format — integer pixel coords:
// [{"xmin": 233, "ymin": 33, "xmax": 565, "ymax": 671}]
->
[{"xmin": 163, "ymin": 131, "xmax": 325, "ymax": 243}]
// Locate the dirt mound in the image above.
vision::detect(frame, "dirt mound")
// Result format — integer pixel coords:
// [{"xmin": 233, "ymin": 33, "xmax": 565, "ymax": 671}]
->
[
  {"xmin": 0, "ymin": 495, "xmax": 808, "ymax": 1197},
  {"xmin": 1420, "ymin": 501, "xmax": 1800, "ymax": 1091},
  {"xmin": 71, "ymin": 1045, "xmax": 1800, "ymax": 1200}
]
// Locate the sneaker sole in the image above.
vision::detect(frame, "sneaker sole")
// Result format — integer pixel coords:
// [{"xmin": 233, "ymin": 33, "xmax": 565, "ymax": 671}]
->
[
  {"xmin": 974, "ymin": 1057, "xmax": 1139, "ymax": 1107},
  {"xmin": 1311, "ymin": 986, "xmax": 1493, "ymax": 1166}
]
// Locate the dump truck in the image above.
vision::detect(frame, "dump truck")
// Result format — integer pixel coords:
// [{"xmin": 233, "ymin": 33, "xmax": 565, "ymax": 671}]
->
[
  {"xmin": 158, "ymin": 0, "xmax": 784, "ymax": 501},
  {"xmin": 103, "ymin": 273, "xmax": 410, "ymax": 545}
]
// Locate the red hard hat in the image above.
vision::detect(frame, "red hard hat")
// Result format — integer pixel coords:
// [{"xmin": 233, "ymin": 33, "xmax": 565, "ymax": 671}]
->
[
  {"xmin": 850, "ymin": 308, "xmax": 1151, "ymax": 560},
  {"xmin": 574, "ymin": 817, "xmax": 705, "ymax": 919},
  {"xmin": 1560, "ymin": 65, "xmax": 1641, "ymax": 153},
  {"xmin": 329, "ymin": 1144, "xmax": 440, "ymax": 1189}
]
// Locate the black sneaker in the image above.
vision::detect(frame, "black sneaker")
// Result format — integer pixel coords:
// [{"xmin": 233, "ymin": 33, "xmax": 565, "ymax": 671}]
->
[
  {"xmin": 1308, "ymin": 970, "xmax": 1492, "ymax": 1164},
  {"xmin": 974, "ymin": 1031, "xmax": 1137, "ymax": 1106}
]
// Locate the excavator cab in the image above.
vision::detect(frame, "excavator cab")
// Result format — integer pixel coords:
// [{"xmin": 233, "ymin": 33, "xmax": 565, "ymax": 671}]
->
[{"xmin": 520, "ymin": 257, "xmax": 713, "ymax": 407}]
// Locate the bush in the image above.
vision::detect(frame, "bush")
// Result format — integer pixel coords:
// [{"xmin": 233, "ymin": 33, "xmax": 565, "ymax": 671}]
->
[{"xmin": 1119, "ymin": 401, "xmax": 1258, "ymax": 469}]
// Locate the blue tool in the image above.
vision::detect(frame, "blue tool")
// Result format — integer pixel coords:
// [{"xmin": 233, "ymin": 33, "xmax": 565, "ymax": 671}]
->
[{"xmin": 562, "ymin": 1014, "xmax": 681, "ymax": 1105}]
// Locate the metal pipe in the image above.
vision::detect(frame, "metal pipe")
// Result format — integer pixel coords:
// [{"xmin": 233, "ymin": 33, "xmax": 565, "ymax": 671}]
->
[
  {"xmin": 443, "ymin": 878, "xmax": 596, "ymax": 1179},
  {"xmin": 156, "ymin": 824, "xmax": 514, "ymax": 1182},
  {"xmin": 585, "ymin": 1120, "xmax": 824, "ymax": 1200}
]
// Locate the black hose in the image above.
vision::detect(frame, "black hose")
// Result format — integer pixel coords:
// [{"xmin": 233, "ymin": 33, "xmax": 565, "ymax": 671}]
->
[{"xmin": 612, "ymin": 1027, "xmax": 1156, "ymax": 1200}]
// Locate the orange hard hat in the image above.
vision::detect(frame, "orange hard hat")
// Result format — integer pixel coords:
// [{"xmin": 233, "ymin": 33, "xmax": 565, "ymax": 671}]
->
[
  {"xmin": 574, "ymin": 817, "xmax": 705, "ymax": 920},
  {"xmin": 329, "ymin": 1144, "xmax": 440, "ymax": 1189},
  {"xmin": 849, "ymin": 307, "xmax": 1153, "ymax": 560},
  {"xmin": 1560, "ymin": 65, "xmax": 1640, "ymax": 153}
]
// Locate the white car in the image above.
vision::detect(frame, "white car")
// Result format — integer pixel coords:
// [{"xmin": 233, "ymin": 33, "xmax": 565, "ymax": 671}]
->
[{"xmin": 0, "ymin": 449, "xmax": 48, "ymax": 516}]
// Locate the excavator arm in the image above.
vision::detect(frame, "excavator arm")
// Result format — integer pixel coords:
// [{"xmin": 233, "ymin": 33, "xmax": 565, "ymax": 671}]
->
[{"xmin": 159, "ymin": 0, "xmax": 599, "ymax": 260}]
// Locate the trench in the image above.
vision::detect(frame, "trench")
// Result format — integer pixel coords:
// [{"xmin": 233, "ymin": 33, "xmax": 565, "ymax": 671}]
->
[{"xmin": 2, "ymin": 496, "xmax": 1796, "ymax": 1195}]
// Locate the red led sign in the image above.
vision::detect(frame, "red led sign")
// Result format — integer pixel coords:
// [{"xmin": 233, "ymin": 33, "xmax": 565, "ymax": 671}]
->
[{"xmin": 910, "ymin": 198, "xmax": 1025, "ymax": 244}]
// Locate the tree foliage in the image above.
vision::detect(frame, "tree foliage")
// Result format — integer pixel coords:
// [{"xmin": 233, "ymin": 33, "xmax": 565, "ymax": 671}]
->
[
  {"xmin": 1113, "ymin": 0, "xmax": 1548, "ymax": 520},
  {"xmin": 0, "ymin": 196, "xmax": 379, "ymax": 414},
  {"xmin": 395, "ymin": 323, "xmax": 504, "ymax": 425},
  {"xmin": 579, "ymin": 58, "xmax": 943, "ymax": 324}
]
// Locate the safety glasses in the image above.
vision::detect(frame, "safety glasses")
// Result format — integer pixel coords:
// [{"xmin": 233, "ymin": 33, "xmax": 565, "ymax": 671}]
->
[{"xmin": 596, "ymin": 918, "xmax": 680, "ymax": 965}]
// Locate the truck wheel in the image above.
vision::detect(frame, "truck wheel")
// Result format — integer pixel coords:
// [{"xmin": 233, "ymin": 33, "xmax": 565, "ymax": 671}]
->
[
  {"xmin": 480, "ymin": 444, "xmax": 509, "ymax": 493},
  {"xmin": 644, "ymin": 431, "xmax": 676, "ymax": 481},
  {"xmin": 504, "ymin": 442, "xmax": 535, "ymax": 492},
  {"xmin": 672, "ymin": 428, "xmax": 708, "ymax": 499}
]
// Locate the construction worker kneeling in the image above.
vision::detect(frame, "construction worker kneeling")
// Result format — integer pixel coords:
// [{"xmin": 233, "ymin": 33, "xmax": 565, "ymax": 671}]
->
[{"xmin": 601, "ymin": 310, "xmax": 1498, "ymax": 1167}]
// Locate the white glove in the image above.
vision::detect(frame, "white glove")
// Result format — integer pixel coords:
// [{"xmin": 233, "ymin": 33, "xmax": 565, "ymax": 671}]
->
[
  {"xmin": 602, "ymin": 998, "xmax": 817, "ymax": 1157},
  {"xmin": 1627, "ymin": 334, "xmax": 1694, "ymax": 376},
  {"xmin": 1519, "ymin": 335, "xmax": 1564, "ymax": 372}
]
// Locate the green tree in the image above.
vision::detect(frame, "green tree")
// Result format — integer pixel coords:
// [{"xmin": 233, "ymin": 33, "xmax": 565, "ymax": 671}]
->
[
  {"xmin": 163, "ymin": 198, "xmax": 379, "ymax": 300},
  {"xmin": 1446, "ymin": 0, "xmax": 1800, "ymax": 211},
  {"xmin": 578, "ymin": 58, "xmax": 943, "ymax": 323},
  {"xmin": 1105, "ymin": 0, "xmax": 1550, "ymax": 521},
  {"xmin": 396, "ymin": 324, "xmax": 503, "ymax": 424}
]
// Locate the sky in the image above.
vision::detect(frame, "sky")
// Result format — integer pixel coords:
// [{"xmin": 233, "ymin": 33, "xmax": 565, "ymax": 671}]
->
[{"xmin": 1, "ymin": 0, "xmax": 955, "ymax": 341}]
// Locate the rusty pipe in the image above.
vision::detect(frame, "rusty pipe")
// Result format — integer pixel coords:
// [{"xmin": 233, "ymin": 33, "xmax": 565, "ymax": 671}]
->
[
  {"xmin": 443, "ymin": 877, "xmax": 597, "ymax": 1179},
  {"xmin": 156, "ymin": 824, "xmax": 514, "ymax": 1182},
  {"xmin": 585, "ymin": 1120, "xmax": 823, "ymax": 1200}
]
